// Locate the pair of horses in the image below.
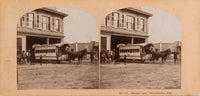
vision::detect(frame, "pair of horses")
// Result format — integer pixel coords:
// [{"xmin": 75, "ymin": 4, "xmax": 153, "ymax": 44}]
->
[
  {"xmin": 142, "ymin": 44, "xmax": 172, "ymax": 64},
  {"xmin": 150, "ymin": 48, "xmax": 171, "ymax": 64},
  {"xmin": 66, "ymin": 49, "xmax": 88, "ymax": 64},
  {"xmin": 58, "ymin": 48, "xmax": 88, "ymax": 64}
]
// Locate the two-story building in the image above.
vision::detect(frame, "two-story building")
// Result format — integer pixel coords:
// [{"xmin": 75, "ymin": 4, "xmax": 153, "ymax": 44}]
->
[
  {"xmin": 17, "ymin": 7, "xmax": 67, "ymax": 52},
  {"xmin": 101, "ymin": 7, "xmax": 152, "ymax": 51}
]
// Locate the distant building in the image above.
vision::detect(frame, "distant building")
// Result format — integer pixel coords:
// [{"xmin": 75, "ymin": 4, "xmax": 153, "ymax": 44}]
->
[
  {"xmin": 153, "ymin": 41, "xmax": 182, "ymax": 53},
  {"xmin": 17, "ymin": 7, "xmax": 68, "ymax": 52},
  {"xmin": 101, "ymin": 7, "xmax": 152, "ymax": 51},
  {"xmin": 69, "ymin": 41, "xmax": 99, "ymax": 53}
]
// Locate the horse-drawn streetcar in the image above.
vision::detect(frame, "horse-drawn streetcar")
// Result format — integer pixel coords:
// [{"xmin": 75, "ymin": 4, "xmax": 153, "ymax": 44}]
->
[
  {"xmin": 118, "ymin": 43, "xmax": 154, "ymax": 62},
  {"xmin": 32, "ymin": 43, "xmax": 70, "ymax": 63},
  {"xmin": 32, "ymin": 42, "xmax": 91, "ymax": 63},
  {"xmin": 117, "ymin": 43, "xmax": 172, "ymax": 63}
]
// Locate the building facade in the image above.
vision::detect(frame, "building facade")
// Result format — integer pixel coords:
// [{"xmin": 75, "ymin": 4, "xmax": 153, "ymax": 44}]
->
[
  {"xmin": 101, "ymin": 7, "xmax": 152, "ymax": 51},
  {"xmin": 17, "ymin": 7, "xmax": 67, "ymax": 52}
]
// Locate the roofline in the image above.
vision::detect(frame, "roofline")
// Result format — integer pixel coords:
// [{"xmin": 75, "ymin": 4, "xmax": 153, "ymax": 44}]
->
[
  {"xmin": 40, "ymin": 7, "xmax": 68, "ymax": 17},
  {"xmin": 121, "ymin": 7, "xmax": 153, "ymax": 17}
]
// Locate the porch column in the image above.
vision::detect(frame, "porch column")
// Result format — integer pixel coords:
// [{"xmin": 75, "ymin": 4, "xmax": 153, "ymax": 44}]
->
[
  {"xmin": 131, "ymin": 37, "xmax": 134, "ymax": 44},
  {"xmin": 61, "ymin": 38, "xmax": 64, "ymax": 42},
  {"xmin": 107, "ymin": 35, "xmax": 111, "ymax": 51},
  {"xmin": 22, "ymin": 36, "xmax": 26, "ymax": 51},
  {"xmin": 47, "ymin": 37, "xmax": 49, "ymax": 45}
]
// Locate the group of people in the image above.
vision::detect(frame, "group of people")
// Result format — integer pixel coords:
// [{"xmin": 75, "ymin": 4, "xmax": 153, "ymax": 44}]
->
[
  {"xmin": 17, "ymin": 50, "xmax": 32, "ymax": 65},
  {"xmin": 100, "ymin": 49, "xmax": 119, "ymax": 64}
]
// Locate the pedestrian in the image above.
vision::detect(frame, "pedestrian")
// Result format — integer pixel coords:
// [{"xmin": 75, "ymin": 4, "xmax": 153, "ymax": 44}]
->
[
  {"xmin": 101, "ymin": 50, "xmax": 106, "ymax": 63},
  {"xmin": 17, "ymin": 51, "xmax": 22, "ymax": 65},
  {"xmin": 115, "ymin": 48, "xmax": 119, "ymax": 62},
  {"xmin": 174, "ymin": 52, "xmax": 178, "ymax": 64},
  {"xmin": 124, "ymin": 55, "xmax": 127, "ymax": 65},
  {"xmin": 90, "ymin": 52, "xmax": 95, "ymax": 64},
  {"xmin": 40, "ymin": 55, "xmax": 43, "ymax": 66},
  {"xmin": 21, "ymin": 50, "xmax": 26, "ymax": 64},
  {"xmin": 26, "ymin": 50, "xmax": 31, "ymax": 65},
  {"xmin": 106, "ymin": 50, "xmax": 111, "ymax": 63},
  {"xmin": 111, "ymin": 49, "xmax": 116, "ymax": 64}
]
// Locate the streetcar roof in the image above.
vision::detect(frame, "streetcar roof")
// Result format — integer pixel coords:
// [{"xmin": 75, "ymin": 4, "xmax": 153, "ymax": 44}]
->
[
  {"xmin": 32, "ymin": 42, "xmax": 70, "ymax": 48},
  {"xmin": 118, "ymin": 43, "xmax": 154, "ymax": 48},
  {"xmin": 55, "ymin": 42, "xmax": 70, "ymax": 47}
]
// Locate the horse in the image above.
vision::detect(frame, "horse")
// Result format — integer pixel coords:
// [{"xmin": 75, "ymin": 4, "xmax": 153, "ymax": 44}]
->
[
  {"xmin": 151, "ymin": 48, "xmax": 171, "ymax": 64},
  {"xmin": 67, "ymin": 49, "xmax": 88, "ymax": 64},
  {"xmin": 142, "ymin": 43, "xmax": 154, "ymax": 54}
]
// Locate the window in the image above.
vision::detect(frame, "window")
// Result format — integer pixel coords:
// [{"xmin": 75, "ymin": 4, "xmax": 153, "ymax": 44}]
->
[
  {"xmin": 52, "ymin": 18, "xmax": 55, "ymax": 31},
  {"xmin": 27, "ymin": 13, "xmax": 34, "ymax": 28},
  {"xmin": 139, "ymin": 19, "xmax": 145, "ymax": 32},
  {"xmin": 55, "ymin": 19, "xmax": 60, "ymax": 32},
  {"xmin": 37, "ymin": 15, "xmax": 40, "ymax": 28},
  {"xmin": 127, "ymin": 16, "xmax": 135, "ymax": 30},
  {"xmin": 121, "ymin": 14, "xmax": 125, "ymax": 28},
  {"xmin": 42, "ymin": 16, "xmax": 50, "ymax": 30},
  {"xmin": 105, "ymin": 16, "xmax": 110, "ymax": 26},
  {"xmin": 20, "ymin": 16, "xmax": 25, "ymax": 27},
  {"xmin": 111, "ymin": 13, "xmax": 119, "ymax": 28}
]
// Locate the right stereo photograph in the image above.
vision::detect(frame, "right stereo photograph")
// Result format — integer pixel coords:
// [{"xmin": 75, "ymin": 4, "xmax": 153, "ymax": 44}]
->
[{"xmin": 100, "ymin": 7, "xmax": 181, "ymax": 89}]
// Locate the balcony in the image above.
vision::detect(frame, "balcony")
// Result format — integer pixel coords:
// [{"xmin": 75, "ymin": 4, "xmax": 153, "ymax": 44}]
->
[
  {"xmin": 17, "ymin": 27, "xmax": 64, "ymax": 38},
  {"xmin": 101, "ymin": 26, "xmax": 148, "ymax": 38}
]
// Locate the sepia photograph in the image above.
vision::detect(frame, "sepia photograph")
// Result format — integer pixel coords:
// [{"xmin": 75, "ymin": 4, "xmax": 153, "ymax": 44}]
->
[
  {"xmin": 17, "ymin": 7, "xmax": 99, "ymax": 89},
  {"xmin": 100, "ymin": 7, "xmax": 181, "ymax": 89},
  {"xmin": 1, "ymin": 0, "xmax": 200, "ymax": 96}
]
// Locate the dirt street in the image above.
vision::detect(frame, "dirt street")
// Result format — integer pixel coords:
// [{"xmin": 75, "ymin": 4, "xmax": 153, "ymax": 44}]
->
[
  {"xmin": 100, "ymin": 60, "xmax": 181, "ymax": 89},
  {"xmin": 17, "ymin": 62, "xmax": 99, "ymax": 89}
]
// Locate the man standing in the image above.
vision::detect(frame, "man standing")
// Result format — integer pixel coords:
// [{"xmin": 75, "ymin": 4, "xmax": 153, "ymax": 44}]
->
[
  {"xmin": 111, "ymin": 49, "xmax": 116, "ymax": 64},
  {"xmin": 40, "ymin": 55, "xmax": 43, "ymax": 66},
  {"xmin": 26, "ymin": 50, "xmax": 31, "ymax": 65},
  {"xmin": 21, "ymin": 50, "xmax": 26, "ymax": 64},
  {"xmin": 174, "ymin": 52, "xmax": 178, "ymax": 64},
  {"xmin": 124, "ymin": 55, "xmax": 127, "ymax": 65},
  {"xmin": 90, "ymin": 52, "xmax": 95, "ymax": 64}
]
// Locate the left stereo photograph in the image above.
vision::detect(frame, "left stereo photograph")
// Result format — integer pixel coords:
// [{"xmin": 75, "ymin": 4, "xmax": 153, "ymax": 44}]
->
[{"xmin": 17, "ymin": 7, "xmax": 99, "ymax": 89}]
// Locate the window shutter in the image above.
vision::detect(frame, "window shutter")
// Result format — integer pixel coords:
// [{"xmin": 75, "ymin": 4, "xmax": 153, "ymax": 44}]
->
[
  {"xmin": 34, "ymin": 13, "xmax": 37, "ymax": 28},
  {"xmin": 27, "ymin": 14, "xmax": 29, "ymax": 27},
  {"xmin": 50, "ymin": 17, "xmax": 53, "ymax": 31},
  {"xmin": 38, "ymin": 15, "xmax": 42, "ymax": 29},
  {"xmin": 59, "ymin": 19, "xmax": 62, "ymax": 32},
  {"xmin": 137, "ymin": 18, "xmax": 140, "ymax": 31},
  {"xmin": 144, "ymin": 19, "xmax": 146, "ymax": 32},
  {"xmin": 123, "ymin": 14, "xmax": 127, "ymax": 28}
]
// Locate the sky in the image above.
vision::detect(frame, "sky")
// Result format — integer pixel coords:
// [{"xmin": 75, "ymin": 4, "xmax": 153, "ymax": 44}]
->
[
  {"xmin": 141, "ymin": 7, "xmax": 181, "ymax": 43},
  {"xmin": 56, "ymin": 7, "xmax": 99, "ymax": 43},
  {"xmin": 56, "ymin": 7, "xmax": 181, "ymax": 43}
]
